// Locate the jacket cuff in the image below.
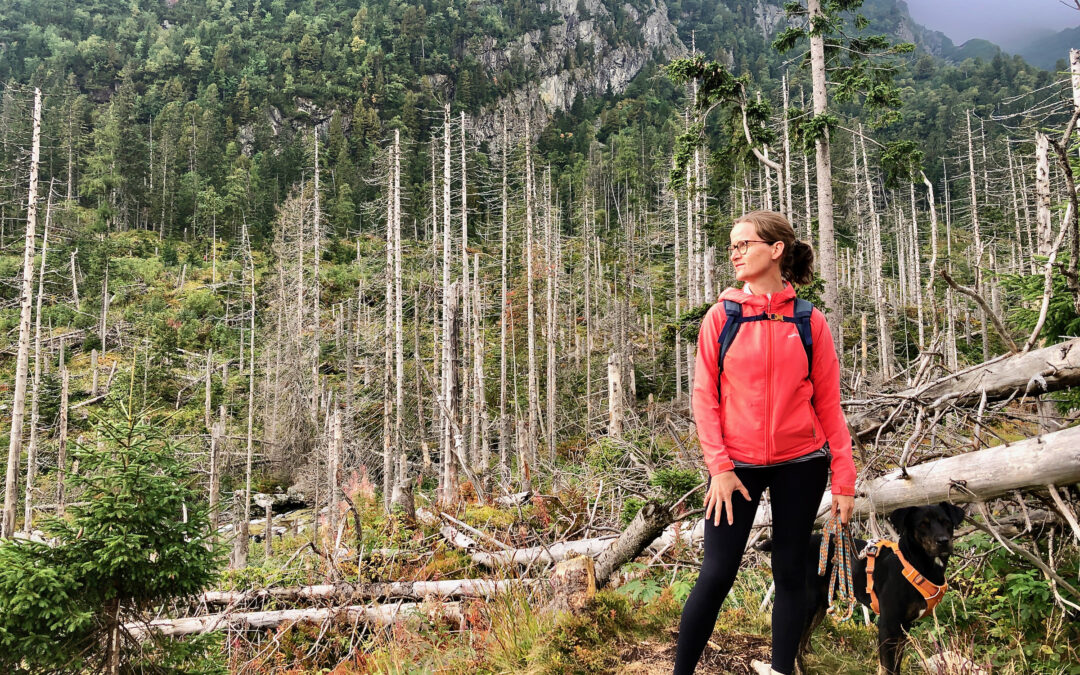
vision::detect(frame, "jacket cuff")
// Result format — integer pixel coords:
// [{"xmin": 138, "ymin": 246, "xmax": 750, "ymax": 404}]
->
[
  {"xmin": 708, "ymin": 459, "xmax": 735, "ymax": 476},
  {"xmin": 831, "ymin": 485, "xmax": 856, "ymax": 497}
]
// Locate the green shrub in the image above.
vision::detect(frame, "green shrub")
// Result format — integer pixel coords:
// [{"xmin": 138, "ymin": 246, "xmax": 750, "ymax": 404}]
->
[
  {"xmin": 0, "ymin": 402, "xmax": 225, "ymax": 672},
  {"xmin": 650, "ymin": 467, "xmax": 704, "ymax": 510}
]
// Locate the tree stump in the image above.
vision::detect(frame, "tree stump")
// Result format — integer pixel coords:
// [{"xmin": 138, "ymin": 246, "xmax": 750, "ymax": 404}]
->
[{"xmin": 547, "ymin": 555, "xmax": 596, "ymax": 614}]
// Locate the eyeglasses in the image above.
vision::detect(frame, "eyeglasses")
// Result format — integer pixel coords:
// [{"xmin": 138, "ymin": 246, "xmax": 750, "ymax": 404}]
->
[{"xmin": 727, "ymin": 239, "xmax": 772, "ymax": 256}]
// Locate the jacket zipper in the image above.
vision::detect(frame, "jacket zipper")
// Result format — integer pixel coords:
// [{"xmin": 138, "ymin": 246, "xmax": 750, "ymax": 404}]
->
[{"xmin": 765, "ymin": 297, "xmax": 772, "ymax": 464}]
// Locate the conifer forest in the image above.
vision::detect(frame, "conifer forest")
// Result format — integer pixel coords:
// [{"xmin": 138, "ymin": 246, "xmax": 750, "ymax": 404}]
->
[{"xmin": 0, "ymin": 0, "xmax": 1079, "ymax": 672}]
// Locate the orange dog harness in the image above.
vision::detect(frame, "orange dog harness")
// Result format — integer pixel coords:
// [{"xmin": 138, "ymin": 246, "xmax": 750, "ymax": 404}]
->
[{"xmin": 864, "ymin": 540, "xmax": 947, "ymax": 619}]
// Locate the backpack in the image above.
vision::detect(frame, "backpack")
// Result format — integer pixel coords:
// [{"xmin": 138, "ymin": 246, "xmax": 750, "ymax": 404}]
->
[{"xmin": 715, "ymin": 298, "xmax": 814, "ymax": 394}]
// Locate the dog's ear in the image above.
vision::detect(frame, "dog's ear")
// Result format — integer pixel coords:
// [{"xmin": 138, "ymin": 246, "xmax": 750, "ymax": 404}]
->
[
  {"xmin": 940, "ymin": 502, "xmax": 966, "ymax": 528},
  {"xmin": 889, "ymin": 506, "xmax": 918, "ymax": 534}
]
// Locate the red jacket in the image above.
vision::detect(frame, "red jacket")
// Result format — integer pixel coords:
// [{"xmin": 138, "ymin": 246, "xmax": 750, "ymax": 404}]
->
[{"xmin": 692, "ymin": 282, "xmax": 856, "ymax": 496}]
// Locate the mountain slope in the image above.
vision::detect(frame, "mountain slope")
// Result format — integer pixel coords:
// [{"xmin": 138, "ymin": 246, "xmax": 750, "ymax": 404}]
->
[{"xmin": 1013, "ymin": 26, "xmax": 1080, "ymax": 71}]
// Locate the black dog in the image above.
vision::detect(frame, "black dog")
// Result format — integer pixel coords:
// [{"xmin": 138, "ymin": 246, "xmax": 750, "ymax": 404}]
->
[{"xmin": 797, "ymin": 502, "xmax": 966, "ymax": 675}]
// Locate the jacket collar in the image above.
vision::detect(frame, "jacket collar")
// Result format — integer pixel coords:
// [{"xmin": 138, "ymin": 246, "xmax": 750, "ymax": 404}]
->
[{"xmin": 718, "ymin": 281, "xmax": 796, "ymax": 309}]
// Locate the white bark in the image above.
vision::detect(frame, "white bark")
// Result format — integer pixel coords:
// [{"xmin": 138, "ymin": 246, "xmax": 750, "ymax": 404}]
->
[
  {"xmin": 56, "ymin": 367, "xmax": 69, "ymax": 516},
  {"xmin": 848, "ymin": 337, "xmax": 1080, "ymax": 441},
  {"xmin": 844, "ymin": 425, "xmax": 1080, "ymax": 518},
  {"xmin": 200, "ymin": 579, "xmax": 535, "ymax": 607},
  {"xmin": 440, "ymin": 104, "xmax": 454, "ymax": 502},
  {"xmin": 393, "ymin": 130, "xmax": 405, "ymax": 497},
  {"xmin": 23, "ymin": 196, "xmax": 50, "ymax": 533},
  {"xmin": 499, "ymin": 114, "xmax": 510, "ymax": 482},
  {"xmin": 808, "ymin": 0, "xmax": 840, "ymax": 336},
  {"xmin": 2, "ymin": 88, "xmax": 41, "ymax": 538},
  {"xmin": 525, "ymin": 120, "xmax": 539, "ymax": 483},
  {"xmin": 383, "ymin": 142, "xmax": 395, "ymax": 511},
  {"xmin": 129, "ymin": 602, "xmax": 465, "ymax": 639},
  {"xmin": 1071, "ymin": 48, "xmax": 1080, "ymax": 110},
  {"xmin": 607, "ymin": 352, "xmax": 624, "ymax": 437},
  {"xmin": 1035, "ymin": 132, "xmax": 1053, "ymax": 255}
]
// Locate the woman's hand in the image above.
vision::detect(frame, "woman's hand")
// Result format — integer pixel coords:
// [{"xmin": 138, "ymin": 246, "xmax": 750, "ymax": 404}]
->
[
  {"xmin": 831, "ymin": 494, "xmax": 855, "ymax": 526},
  {"xmin": 704, "ymin": 471, "xmax": 752, "ymax": 526}
]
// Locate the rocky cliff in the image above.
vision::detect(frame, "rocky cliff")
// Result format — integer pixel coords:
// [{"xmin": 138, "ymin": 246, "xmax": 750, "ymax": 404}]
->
[{"xmin": 470, "ymin": 0, "xmax": 685, "ymax": 146}]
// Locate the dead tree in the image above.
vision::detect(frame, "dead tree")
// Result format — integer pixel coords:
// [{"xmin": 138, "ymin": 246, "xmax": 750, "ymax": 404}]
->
[
  {"xmin": 23, "ymin": 192, "xmax": 51, "ymax": 532},
  {"xmin": 2, "ymin": 88, "xmax": 41, "ymax": 538}
]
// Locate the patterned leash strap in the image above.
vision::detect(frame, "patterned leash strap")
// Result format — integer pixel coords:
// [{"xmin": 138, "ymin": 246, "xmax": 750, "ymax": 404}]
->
[{"xmin": 817, "ymin": 514, "xmax": 857, "ymax": 621}]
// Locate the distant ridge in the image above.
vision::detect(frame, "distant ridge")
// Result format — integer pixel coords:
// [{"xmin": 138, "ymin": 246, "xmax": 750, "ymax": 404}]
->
[{"xmin": 1012, "ymin": 25, "xmax": 1080, "ymax": 71}]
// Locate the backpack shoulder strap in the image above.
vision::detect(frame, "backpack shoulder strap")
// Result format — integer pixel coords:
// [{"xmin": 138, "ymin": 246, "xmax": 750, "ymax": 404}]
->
[
  {"xmin": 716, "ymin": 300, "xmax": 744, "ymax": 377},
  {"xmin": 792, "ymin": 298, "xmax": 814, "ymax": 377}
]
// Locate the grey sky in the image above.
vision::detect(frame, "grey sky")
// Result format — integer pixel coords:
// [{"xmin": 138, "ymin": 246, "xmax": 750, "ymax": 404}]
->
[{"xmin": 901, "ymin": 0, "xmax": 1080, "ymax": 49}]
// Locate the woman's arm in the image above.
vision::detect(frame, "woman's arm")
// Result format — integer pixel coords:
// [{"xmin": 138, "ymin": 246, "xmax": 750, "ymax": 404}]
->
[
  {"xmin": 692, "ymin": 303, "xmax": 735, "ymax": 476},
  {"xmin": 809, "ymin": 308, "xmax": 856, "ymax": 496}
]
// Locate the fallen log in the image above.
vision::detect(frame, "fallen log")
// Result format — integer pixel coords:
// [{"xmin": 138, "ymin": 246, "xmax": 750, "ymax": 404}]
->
[
  {"xmin": 827, "ymin": 424, "xmax": 1080, "ymax": 518},
  {"xmin": 846, "ymin": 337, "xmax": 1080, "ymax": 441},
  {"xmin": 594, "ymin": 500, "xmax": 673, "ymax": 588},
  {"xmin": 200, "ymin": 579, "xmax": 534, "ymax": 606},
  {"xmin": 129, "ymin": 601, "xmax": 463, "ymax": 639},
  {"xmin": 471, "ymin": 499, "xmax": 676, "ymax": 591},
  {"xmin": 416, "ymin": 508, "xmax": 480, "ymax": 552},
  {"xmin": 495, "ymin": 490, "xmax": 532, "ymax": 507},
  {"xmin": 471, "ymin": 536, "xmax": 617, "ymax": 567}
]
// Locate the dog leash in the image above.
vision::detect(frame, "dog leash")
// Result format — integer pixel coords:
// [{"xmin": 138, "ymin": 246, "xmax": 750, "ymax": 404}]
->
[{"xmin": 817, "ymin": 514, "xmax": 857, "ymax": 621}]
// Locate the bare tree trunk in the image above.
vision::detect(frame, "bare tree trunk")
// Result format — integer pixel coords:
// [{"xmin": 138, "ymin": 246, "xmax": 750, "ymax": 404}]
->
[
  {"xmin": 440, "ymin": 105, "xmax": 454, "ymax": 502},
  {"xmin": 204, "ymin": 350, "xmax": 213, "ymax": 429},
  {"xmin": 525, "ymin": 120, "xmax": 539, "ymax": 482},
  {"xmin": 966, "ymin": 111, "xmax": 989, "ymax": 362},
  {"xmin": 499, "ymin": 114, "xmax": 510, "ymax": 483},
  {"xmin": 920, "ymin": 172, "xmax": 941, "ymax": 338},
  {"xmin": 1071, "ymin": 48, "xmax": 1080, "ymax": 109},
  {"xmin": 383, "ymin": 143, "xmax": 395, "ymax": 512},
  {"xmin": 808, "ymin": 0, "xmax": 840, "ymax": 338},
  {"xmin": 393, "ymin": 130, "xmax": 405, "ymax": 501},
  {"xmin": 859, "ymin": 128, "xmax": 893, "ymax": 379},
  {"xmin": 674, "ymin": 190, "xmax": 682, "ymax": 401},
  {"xmin": 782, "ymin": 72, "xmax": 794, "ymax": 221},
  {"xmin": 607, "ymin": 352, "xmax": 624, "ymax": 438},
  {"xmin": 264, "ymin": 502, "xmax": 273, "ymax": 559},
  {"xmin": 460, "ymin": 112, "xmax": 473, "ymax": 470},
  {"xmin": 800, "ymin": 87, "xmax": 814, "ymax": 243},
  {"xmin": 232, "ymin": 221, "xmax": 257, "ymax": 568},
  {"xmin": 23, "ymin": 196, "xmax": 51, "ymax": 533},
  {"xmin": 99, "ymin": 265, "xmax": 109, "ymax": 354},
  {"xmin": 70, "ymin": 250, "xmax": 79, "ymax": 306},
  {"xmin": 585, "ymin": 199, "xmax": 594, "ymax": 436},
  {"xmin": 2, "ymin": 88, "xmax": 41, "ymax": 538},
  {"xmin": 686, "ymin": 158, "xmax": 696, "ymax": 394},
  {"xmin": 473, "ymin": 253, "xmax": 489, "ymax": 480},
  {"xmin": 1036, "ymin": 132, "xmax": 1053, "ymax": 255},
  {"xmin": 56, "ymin": 366, "xmax": 69, "ymax": 517},
  {"xmin": 910, "ymin": 184, "xmax": 925, "ymax": 349},
  {"xmin": 545, "ymin": 168, "xmax": 556, "ymax": 463},
  {"xmin": 209, "ymin": 412, "xmax": 222, "ymax": 534},
  {"xmin": 329, "ymin": 409, "xmax": 342, "ymax": 545},
  {"xmin": 311, "ymin": 132, "xmax": 322, "ymax": 418},
  {"xmin": 445, "ymin": 282, "xmax": 462, "ymax": 501}
]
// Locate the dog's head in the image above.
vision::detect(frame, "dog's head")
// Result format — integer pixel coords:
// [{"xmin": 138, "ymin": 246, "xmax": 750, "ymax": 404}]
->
[{"xmin": 889, "ymin": 502, "xmax": 965, "ymax": 564}]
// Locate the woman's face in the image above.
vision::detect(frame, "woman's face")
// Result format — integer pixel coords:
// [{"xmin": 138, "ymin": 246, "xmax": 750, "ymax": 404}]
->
[{"xmin": 729, "ymin": 221, "xmax": 783, "ymax": 285}]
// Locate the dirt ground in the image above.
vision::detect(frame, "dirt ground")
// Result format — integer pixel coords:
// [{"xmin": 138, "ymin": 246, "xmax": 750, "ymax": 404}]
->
[{"xmin": 619, "ymin": 629, "xmax": 773, "ymax": 674}]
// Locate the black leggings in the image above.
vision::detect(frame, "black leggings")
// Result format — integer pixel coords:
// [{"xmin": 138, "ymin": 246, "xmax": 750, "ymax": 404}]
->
[{"xmin": 672, "ymin": 456, "xmax": 829, "ymax": 675}]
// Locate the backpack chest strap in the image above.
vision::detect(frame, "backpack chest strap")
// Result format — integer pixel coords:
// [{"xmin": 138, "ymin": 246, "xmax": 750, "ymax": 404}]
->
[{"xmin": 715, "ymin": 298, "xmax": 814, "ymax": 379}]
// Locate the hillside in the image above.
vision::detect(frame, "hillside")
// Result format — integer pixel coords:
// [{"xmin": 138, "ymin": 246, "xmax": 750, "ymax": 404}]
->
[{"xmin": 1014, "ymin": 25, "xmax": 1080, "ymax": 71}]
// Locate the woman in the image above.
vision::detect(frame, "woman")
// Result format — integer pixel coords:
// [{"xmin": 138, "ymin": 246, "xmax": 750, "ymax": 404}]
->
[{"xmin": 672, "ymin": 211, "xmax": 856, "ymax": 675}]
